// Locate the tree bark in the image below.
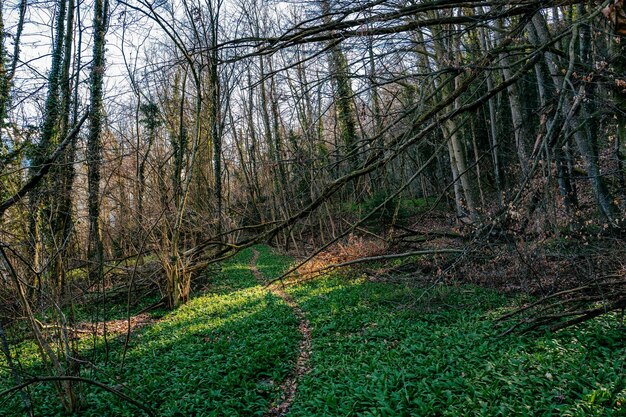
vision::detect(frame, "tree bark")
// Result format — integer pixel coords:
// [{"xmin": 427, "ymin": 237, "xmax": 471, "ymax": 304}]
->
[
  {"xmin": 87, "ymin": 0, "xmax": 108, "ymax": 288},
  {"xmin": 531, "ymin": 13, "xmax": 618, "ymax": 223}
]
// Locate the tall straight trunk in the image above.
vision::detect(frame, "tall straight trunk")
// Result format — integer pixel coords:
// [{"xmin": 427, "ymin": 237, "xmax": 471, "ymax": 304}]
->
[
  {"xmin": 204, "ymin": 3, "xmax": 222, "ymax": 238},
  {"xmin": 244, "ymin": 69, "xmax": 263, "ymax": 217},
  {"xmin": 87, "ymin": 0, "xmax": 107, "ymax": 285},
  {"xmin": 320, "ymin": 0, "xmax": 359, "ymax": 174},
  {"xmin": 210, "ymin": 57, "xmax": 222, "ymax": 237},
  {"xmin": 27, "ymin": 0, "xmax": 68, "ymax": 293},
  {"xmin": 40, "ymin": 0, "xmax": 67, "ymax": 154},
  {"xmin": 269, "ymin": 59, "xmax": 288, "ymax": 188},
  {"xmin": 608, "ymin": 4, "xmax": 626, "ymax": 212},
  {"xmin": 478, "ymin": 26, "xmax": 502, "ymax": 199},
  {"xmin": 497, "ymin": 20, "xmax": 530, "ymax": 174},
  {"xmin": 532, "ymin": 34, "xmax": 578, "ymax": 217},
  {"xmin": 52, "ymin": 0, "xmax": 76, "ymax": 295},
  {"xmin": 268, "ymin": 62, "xmax": 293, "ymax": 248},
  {"xmin": 258, "ymin": 54, "xmax": 281, "ymax": 223},
  {"xmin": 166, "ymin": 75, "xmax": 202, "ymax": 308},
  {"xmin": 470, "ymin": 118, "xmax": 486, "ymax": 207},
  {"xmin": 0, "ymin": 6, "xmax": 7, "ymax": 131},
  {"xmin": 444, "ymin": 117, "xmax": 477, "ymax": 219},
  {"xmin": 531, "ymin": 14, "xmax": 617, "ymax": 223},
  {"xmin": 367, "ymin": 33, "xmax": 384, "ymax": 193},
  {"xmin": 615, "ymin": 127, "xmax": 626, "ymax": 211},
  {"xmin": 172, "ymin": 69, "xmax": 188, "ymax": 206},
  {"xmin": 430, "ymin": 16, "xmax": 477, "ymax": 220},
  {"xmin": 137, "ymin": 102, "xmax": 158, "ymax": 237},
  {"xmin": 0, "ymin": 0, "xmax": 26, "ymax": 133}
]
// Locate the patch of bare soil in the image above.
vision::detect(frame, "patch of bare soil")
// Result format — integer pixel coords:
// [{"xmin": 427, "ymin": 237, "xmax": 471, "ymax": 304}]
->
[{"xmin": 68, "ymin": 313, "xmax": 159, "ymax": 340}]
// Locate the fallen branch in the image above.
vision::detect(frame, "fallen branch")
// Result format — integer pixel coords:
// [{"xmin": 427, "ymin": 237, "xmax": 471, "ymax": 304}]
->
[
  {"xmin": 498, "ymin": 279, "xmax": 625, "ymax": 321},
  {"xmin": 392, "ymin": 224, "xmax": 464, "ymax": 240},
  {"xmin": 498, "ymin": 275, "xmax": 626, "ymax": 335},
  {"xmin": 0, "ymin": 375, "xmax": 155, "ymax": 416},
  {"xmin": 548, "ymin": 298, "xmax": 626, "ymax": 332},
  {"xmin": 266, "ymin": 248, "xmax": 463, "ymax": 287},
  {"xmin": 0, "ymin": 111, "xmax": 89, "ymax": 217}
]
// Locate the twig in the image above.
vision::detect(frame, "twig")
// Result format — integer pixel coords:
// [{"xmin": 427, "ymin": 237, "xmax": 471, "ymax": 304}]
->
[
  {"xmin": 0, "ymin": 111, "xmax": 89, "ymax": 217},
  {"xmin": 266, "ymin": 248, "xmax": 463, "ymax": 287},
  {"xmin": 0, "ymin": 375, "xmax": 155, "ymax": 417}
]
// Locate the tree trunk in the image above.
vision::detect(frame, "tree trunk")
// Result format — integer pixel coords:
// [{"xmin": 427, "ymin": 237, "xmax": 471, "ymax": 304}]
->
[
  {"xmin": 87, "ymin": 0, "xmax": 107, "ymax": 287},
  {"xmin": 531, "ymin": 14, "xmax": 618, "ymax": 223},
  {"xmin": 497, "ymin": 20, "xmax": 530, "ymax": 174}
]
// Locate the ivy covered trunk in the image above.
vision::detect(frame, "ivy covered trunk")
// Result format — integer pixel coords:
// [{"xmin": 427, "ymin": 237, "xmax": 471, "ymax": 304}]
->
[{"xmin": 87, "ymin": 0, "xmax": 107, "ymax": 286}]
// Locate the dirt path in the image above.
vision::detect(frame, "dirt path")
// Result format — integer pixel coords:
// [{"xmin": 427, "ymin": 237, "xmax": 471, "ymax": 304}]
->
[{"xmin": 250, "ymin": 249, "xmax": 312, "ymax": 417}]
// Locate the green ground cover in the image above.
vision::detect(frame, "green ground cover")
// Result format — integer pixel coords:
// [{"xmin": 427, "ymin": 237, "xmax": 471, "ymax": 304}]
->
[
  {"xmin": 256, "ymin": 247, "xmax": 625, "ymax": 417},
  {"xmin": 1, "ymin": 246, "xmax": 624, "ymax": 416},
  {"xmin": 0, "ymin": 248, "xmax": 299, "ymax": 416}
]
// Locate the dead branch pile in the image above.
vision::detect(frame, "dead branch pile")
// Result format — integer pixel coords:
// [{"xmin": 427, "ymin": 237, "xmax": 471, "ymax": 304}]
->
[{"xmin": 498, "ymin": 273, "xmax": 626, "ymax": 335}]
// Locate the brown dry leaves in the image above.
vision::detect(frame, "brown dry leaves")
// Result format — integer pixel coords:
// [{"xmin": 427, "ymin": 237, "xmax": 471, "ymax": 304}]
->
[
  {"xmin": 295, "ymin": 234, "xmax": 387, "ymax": 279},
  {"xmin": 71, "ymin": 313, "xmax": 158, "ymax": 340}
]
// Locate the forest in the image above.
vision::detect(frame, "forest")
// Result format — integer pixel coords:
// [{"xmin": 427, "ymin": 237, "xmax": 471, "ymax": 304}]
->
[{"xmin": 0, "ymin": 0, "xmax": 625, "ymax": 415}]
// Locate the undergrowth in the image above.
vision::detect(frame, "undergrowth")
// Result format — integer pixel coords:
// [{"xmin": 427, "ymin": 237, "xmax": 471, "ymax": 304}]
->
[
  {"xmin": 260, "ymin": 248, "xmax": 624, "ymax": 417},
  {"xmin": 0, "ymin": 248, "xmax": 300, "ymax": 416},
  {"xmin": 1, "ymin": 246, "xmax": 624, "ymax": 416}
]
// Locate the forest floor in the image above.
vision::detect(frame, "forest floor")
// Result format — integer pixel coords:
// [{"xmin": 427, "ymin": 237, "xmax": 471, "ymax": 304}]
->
[
  {"xmin": 249, "ymin": 248, "xmax": 312, "ymax": 417},
  {"xmin": 1, "ymin": 245, "xmax": 625, "ymax": 416}
]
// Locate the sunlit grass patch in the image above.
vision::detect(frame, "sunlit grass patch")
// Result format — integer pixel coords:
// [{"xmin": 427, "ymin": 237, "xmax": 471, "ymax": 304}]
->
[{"xmin": 0, "ymin": 249, "xmax": 300, "ymax": 417}]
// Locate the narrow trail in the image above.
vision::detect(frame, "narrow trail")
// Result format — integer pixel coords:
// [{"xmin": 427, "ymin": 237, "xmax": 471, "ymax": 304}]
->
[{"xmin": 250, "ymin": 249, "xmax": 312, "ymax": 417}]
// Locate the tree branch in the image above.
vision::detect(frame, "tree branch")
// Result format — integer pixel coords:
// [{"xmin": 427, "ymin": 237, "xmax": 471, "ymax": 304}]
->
[
  {"xmin": 0, "ymin": 111, "xmax": 89, "ymax": 217},
  {"xmin": 0, "ymin": 375, "xmax": 155, "ymax": 417},
  {"xmin": 266, "ymin": 249, "xmax": 464, "ymax": 287}
]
